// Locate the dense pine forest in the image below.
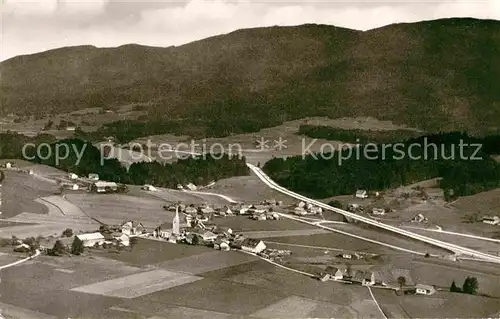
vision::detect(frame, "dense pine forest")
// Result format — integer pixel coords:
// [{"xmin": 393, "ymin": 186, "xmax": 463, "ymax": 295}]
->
[
  {"xmin": 263, "ymin": 132, "xmax": 500, "ymax": 200},
  {"xmin": 297, "ymin": 125, "xmax": 422, "ymax": 144},
  {"xmin": 0, "ymin": 132, "xmax": 250, "ymax": 187}
]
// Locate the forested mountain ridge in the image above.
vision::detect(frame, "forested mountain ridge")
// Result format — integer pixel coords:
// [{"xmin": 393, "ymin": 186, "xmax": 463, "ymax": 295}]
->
[{"xmin": 2, "ymin": 18, "xmax": 500, "ymax": 139}]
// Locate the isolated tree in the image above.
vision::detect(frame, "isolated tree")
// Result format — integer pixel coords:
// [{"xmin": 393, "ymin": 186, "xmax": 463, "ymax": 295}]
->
[
  {"xmin": 328, "ymin": 200, "xmax": 343, "ymax": 209},
  {"xmin": 43, "ymin": 120, "xmax": 53, "ymax": 131},
  {"xmin": 397, "ymin": 276, "xmax": 407, "ymax": 290},
  {"xmin": 10, "ymin": 235, "xmax": 19, "ymax": 246},
  {"xmin": 52, "ymin": 240, "xmax": 67, "ymax": 256},
  {"xmin": 129, "ymin": 237, "xmax": 139, "ymax": 251},
  {"xmin": 62, "ymin": 228, "xmax": 73, "ymax": 237},
  {"xmin": 450, "ymin": 280, "xmax": 460, "ymax": 292},
  {"xmin": 424, "ymin": 253, "xmax": 430, "ymax": 258},
  {"xmin": 346, "ymin": 263, "xmax": 353, "ymax": 277},
  {"xmin": 191, "ymin": 235, "xmax": 200, "ymax": 246},
  {"xmin": 462, "ymin": 276, "xmax": 479, "ymax": 295},
  {"xmin": 23, "ymin": 237, "xmax": 40, "ymax": 255},
  {"xmin": 28, "ymin": 244, "xmax": 38, "ymax": 258},
  {"xmin": 99, "ymin": 224, "xmax": 111, "ymax": 234},
  {"xmin": 71, "ymin": 237, "xmax": 84, "ymax": 255},
  {"xmin": 22, "ymin": 237, "xmax": 37, "ymax": 247}
]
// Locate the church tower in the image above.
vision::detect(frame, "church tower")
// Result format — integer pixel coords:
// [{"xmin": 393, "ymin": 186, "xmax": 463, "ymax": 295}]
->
[{"xmin": 172, "ymin": 205, "xmax": 180, "ymax": 236}]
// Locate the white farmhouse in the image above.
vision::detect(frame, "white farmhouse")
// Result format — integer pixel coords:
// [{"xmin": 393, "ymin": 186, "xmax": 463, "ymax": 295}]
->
[
  {"xmin": 142, "ymin": 184, "xmax": 158, "ymax": 191},
  {"xmin": 76, "ymin": 233, "xmax": 105, "ymax": 247},
  {"xmin": 121, "ymin": 221, "xmax": 145, "ymax": 236},
  {"xmin": 372, "ymin": 208, "xmax": 386, "ymax": 216},
  {"xmin": 91, "ymin": 181, "xmax": 118, "ymax": 193},
  {"xmin": 324, "ymin": 266, "xmax": 346, "ymax": 281},
  {"xmin": 240, "ymin": 238, "xmax": 266, "ymax": 254},
  {"xmin": 355, "ymin": 190, "xmax": 368, "ymax": 199},
  {"xmin": 294, "ymin": 207, "xmax": 307, "ymax": 216},
  {"xmin": 415, "ymin": 284, "xmax": 436, "ymax": 295},
  {"xmin": 482, "ymin": 216, "xmax": 500, "ymax": 225},
  {"xmin": 88, "ymin": 173, "xmax": 99, "ymax": 181}
]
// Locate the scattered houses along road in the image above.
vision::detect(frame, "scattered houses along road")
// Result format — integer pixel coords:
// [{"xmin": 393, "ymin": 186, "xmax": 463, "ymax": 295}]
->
[{"xmin": 247, "ymin": 163, "xmax": 500, "ymax": 264}]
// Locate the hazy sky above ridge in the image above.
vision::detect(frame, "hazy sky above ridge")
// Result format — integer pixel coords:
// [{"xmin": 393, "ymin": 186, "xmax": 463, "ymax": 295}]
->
[{"xmin": 2, "ymin": 0, "xmax": 499, "ymax": 61}]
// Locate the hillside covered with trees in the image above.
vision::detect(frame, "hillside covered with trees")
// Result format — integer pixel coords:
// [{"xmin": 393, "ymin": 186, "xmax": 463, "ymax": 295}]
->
[
  {"xmin": 263, "ymin": 132, "xmax": 500, "ymax": 200},
  {"xmin": 2, "ymin": 18, "xmax": 500, "ymax": 142}
]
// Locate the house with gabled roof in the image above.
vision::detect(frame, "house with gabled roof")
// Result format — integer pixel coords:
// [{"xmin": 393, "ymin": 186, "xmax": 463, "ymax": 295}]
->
[
  {"xmin": 351, "ymin": 270, "xmax": 375, "ymax": 286},
  {"xmin": 239, "ymin": 205, "xmax": 251, "ymax": 215},
  {"xmin": 200, "ymin": 230, "xmax": 217, "ymax": 242},
  {"xmin": 415, "ymin": 284, "xmax": 436, "ymax": 295},
  {"xmin": 240, "ymin": 238, "xmax": 266, "ymax": 254},
  {"xmin": 185, "ymin": 206, "xmax": 198, "ymax": 215},
  {"xmin": 213, "ymin": 226, "xmax": 233, "ymax": 236},
  {"xmin": 482, "ymin": 216, "xmax": 500, "ymax": 225},
  {"xmin": 88, "ymin": 173, "xmax": 99, "ymax": 181},
  {"xmin": 76, "ymin": 232, "xmax": 105, "ymax": 247},
  {"xmin": 121, "ymin": 221, "xmax": 145, "ymax": 236},
  {"xmin": 324, "ymin": 266, "xmax": 347, "ymax": 281},
  {"xmin": 355, "ymin": 190, "xmax": 368, "ymax": 198},
  {"xmin": 213, "ymin": 236, "xmax": 230, "ymax": 251}
]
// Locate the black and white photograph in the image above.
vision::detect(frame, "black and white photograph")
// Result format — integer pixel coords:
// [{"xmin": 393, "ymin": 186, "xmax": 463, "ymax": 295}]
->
[{"xmin": 1, "ymin": 0, "xmax": 500, "ymax": 318}]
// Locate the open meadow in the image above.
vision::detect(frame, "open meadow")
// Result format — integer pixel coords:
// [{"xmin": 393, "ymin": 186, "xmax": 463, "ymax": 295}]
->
[
  {"xmin": 93, "ymin": 238, "xmax": 214, "ymax": 267},
  {"xmin": 0, "ymin": 170, "xmax": 59, "ymax": 218},
  {"xmin": 398, "ymin": 227, "xmax": 500, "ymax": 254},
  {"xmin": 408, "ymin": 259, "xmax": 500, "ymax": 297},
  {"xmin": 321, "ymin": 223, "xmax": 453, "ymax": 256},
  {"xmin": 395, "ymin": 199, "xmax": 500, "ymax": 239},
  {"xmin": 205, "ymin": 175, "xmax": 297, "ymax": 204},
  {"xmin": 131, "ymin": 116, "xmax": 419, "ymax": 166},
  {"xmin": 260, "ymin": 232, "xmax": 406, "ymax": 256},
  {"xmin": 374, "ymin": 288, "xmax": 500, "ymax": 318},
  {"xmin": 0, "ymin": 236, "xmax": 388, "ymax": 318},
  {"xmin": 212, "ymin": 215, "xmax": 319, "ymax": 232},
  {"xmin": 148, "ymin": 188, "xmax": 233, "ymax": 205},
  {"xmin": 64, "ymin": 193, "xmax": 172, "ymax": 227}
]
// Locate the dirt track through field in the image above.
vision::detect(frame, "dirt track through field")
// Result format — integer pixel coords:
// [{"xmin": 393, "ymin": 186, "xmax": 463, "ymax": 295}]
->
[
  {"xmin": 241, "ymin": 229, "xmax": 330, "ymax": 238},
  {"xmin": 39, "ymin": 196, "xmax": 86, "ymax": 216}
]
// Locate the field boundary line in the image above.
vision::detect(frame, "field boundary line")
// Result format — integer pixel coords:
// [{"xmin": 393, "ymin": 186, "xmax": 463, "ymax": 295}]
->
[
  {"xmin": 282, "ymin": 214, "xmax": 426, "ymax": 255},
  {"xmin": 179, "ymin": 189, "xmax": 237, "ymax": 204},
  {"xmin": 36, "ymin": 198, "xmax": 64, "ymax": 216},
  {"xmin": 238, "ymin": 250, "xmax": 315, "ymax": 277},
  {"xmin": 264, "ymin": 241, "xmax": 380, "ymax": 256},
  {"xmin": 367, "ymin": 285, "xmax": 389, "ymax": 319}
]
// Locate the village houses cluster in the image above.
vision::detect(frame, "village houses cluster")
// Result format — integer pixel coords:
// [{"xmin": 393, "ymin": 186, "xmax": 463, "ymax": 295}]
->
[
  {"xmin": 151, "ymin": 204, "xmax": 272, "ymax": 254},
  {"xmin": 319, "ymin": 265, "xmax": 437, "ymax": 296}
]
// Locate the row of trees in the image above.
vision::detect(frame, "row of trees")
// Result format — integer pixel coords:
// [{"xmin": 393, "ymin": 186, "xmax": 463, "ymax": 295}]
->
[
  {"xmin": 450, "ymin": 277, "xmax": 479, "ymax": 295},
  {"xmin": 298, "ymin": 125, "xmax": 421, "ymax": 144},
  {"xmin": 263, "ymin": 133, "xmax": 500, "ymax": 200},
  {"xmin": 299, "ymin": 127, "xmax": 500, "ymax": 156},
  {"xmin": 48, "ymin": 237, "xmax": 84, "ymax": 256}
]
